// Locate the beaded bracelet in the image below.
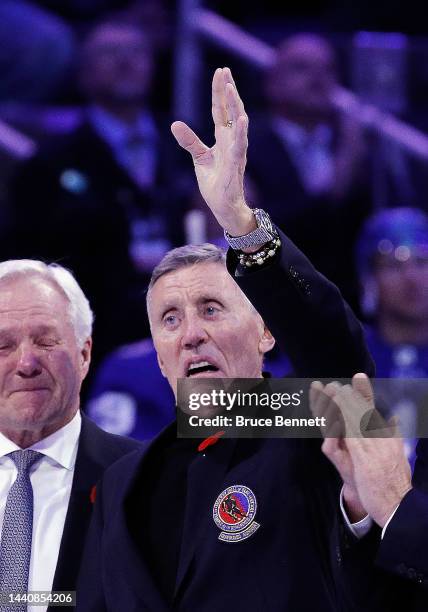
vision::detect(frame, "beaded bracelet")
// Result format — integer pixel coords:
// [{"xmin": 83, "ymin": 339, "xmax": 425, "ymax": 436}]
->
[{"xmin": 237, "ymin": 236, "xmax": 282, "ymax": 268}]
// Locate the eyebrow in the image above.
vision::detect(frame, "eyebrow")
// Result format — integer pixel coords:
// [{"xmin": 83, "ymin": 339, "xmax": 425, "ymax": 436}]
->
[
  {"xmin": 0, "ymin": 324, "xmax": 59, "ymax": 336},
  {"xmin": 32, "ymin": 325, "xmax": 61, "ymax": 336},
  {"xmin": 199, "ymin": 297, "xmax": 224, "ymax": 307}
]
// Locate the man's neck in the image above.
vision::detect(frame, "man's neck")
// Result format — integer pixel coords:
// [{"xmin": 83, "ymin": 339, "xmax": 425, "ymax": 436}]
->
[
  {"xmin": 2, "ymin": 412, "xmax": 79, "ymax": 449},
  {"xmin": 379, "ymin": 313, "xmax": 428, "ymax": 345}
]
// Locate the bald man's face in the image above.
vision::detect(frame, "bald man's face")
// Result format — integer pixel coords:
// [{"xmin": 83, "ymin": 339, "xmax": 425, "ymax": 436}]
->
[{"xmin": 267, "ymin": 36, "xmax": 337, "ymax": 118}]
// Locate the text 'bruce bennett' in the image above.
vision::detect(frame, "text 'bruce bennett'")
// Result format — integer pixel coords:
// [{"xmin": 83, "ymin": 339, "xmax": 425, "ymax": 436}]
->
[{"xmin": 188, "ymin": 415, "xmax": 327, "ymax": 428}]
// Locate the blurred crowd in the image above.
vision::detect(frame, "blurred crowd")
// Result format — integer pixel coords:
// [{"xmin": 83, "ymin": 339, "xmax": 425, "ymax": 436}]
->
[{"xmin": 0, "ymin": 0, "xmax": 427, "ymax": 443}]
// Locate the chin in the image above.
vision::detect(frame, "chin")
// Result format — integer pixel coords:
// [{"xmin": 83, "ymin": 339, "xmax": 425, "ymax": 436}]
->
[{"xmin": 13, "ymin": 401, "xmax": 53, "ymax": 422}]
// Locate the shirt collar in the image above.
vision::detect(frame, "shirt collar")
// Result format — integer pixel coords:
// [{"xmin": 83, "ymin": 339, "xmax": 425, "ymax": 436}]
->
[
  {"xmin": 0, "ymin": 411, "xmax": 81, "ymax": 471},
  {"xmin": 88, "ymin": 105, "xmax": 158, "ymax": 149}
]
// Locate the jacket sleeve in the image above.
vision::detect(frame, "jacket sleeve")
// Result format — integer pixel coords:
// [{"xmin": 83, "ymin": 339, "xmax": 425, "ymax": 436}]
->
[
  {"xmin": 374, "ymin": 439, "xmax": 428, "ymax": 589},
  {"xmin": 375, "ymin": 488, "xmax": 428, "ymax": 589},
  {"xmin": 227, "ymin": 226, "xmax": 375, "ymax": 379}
]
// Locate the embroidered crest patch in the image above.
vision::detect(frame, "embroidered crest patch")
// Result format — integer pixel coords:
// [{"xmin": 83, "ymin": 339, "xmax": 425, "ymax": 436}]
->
[{"xmin": 213, "ymin": 485, "xmax": 260, "ymax": 542}]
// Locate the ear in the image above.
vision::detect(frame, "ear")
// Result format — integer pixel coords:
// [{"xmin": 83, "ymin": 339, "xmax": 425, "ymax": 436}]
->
[
  {"xmin": 259, "ymin": 325, "xmax": 275, "ymax": 355},
  {"xmin": 80, "ymin": 338, "xmax": 92, "ymax": 380},
  {"xmin": 156, "ymin": 352, "xmax": 167, "ymax": 378}
]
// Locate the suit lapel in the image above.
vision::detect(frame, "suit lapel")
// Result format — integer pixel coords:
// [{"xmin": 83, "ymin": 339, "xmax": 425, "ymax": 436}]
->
[
  {"xmin": 113, "ymin": 485, "xmax": 168, "ymax": 611},
  {"xmin": 51, "ymin": 418, "xmax": 107, "ymax": 594},
  {"xmin": 174, "ymin": 436, "xmax": 237, "ymax": 599},
  {"xmin": 115, "ymin": 424, "xmax": 177, "ymax": 611}
]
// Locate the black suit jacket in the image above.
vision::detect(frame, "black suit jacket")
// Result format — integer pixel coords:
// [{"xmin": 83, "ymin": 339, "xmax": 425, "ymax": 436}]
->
[
  {"xmin": 76, "ymin": 227, "xmax": 374, "ymax": 611},
  {"xmin": 330, "ymin": 435, "xmax": 428, "ymax": 611},
  {"xmin": 48, "ymin": 414, "xmax": 141, "ymax": 609},
  {"xmin": 375, "ymin": 438, "xmax": 428, "ymax": 583},
  {"xmin": 78, "ymin": 431, "xmax": 345, "ymax": 612}
]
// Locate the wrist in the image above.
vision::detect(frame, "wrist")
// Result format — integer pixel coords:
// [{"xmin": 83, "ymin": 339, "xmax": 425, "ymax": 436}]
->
[
  {"xmin": 224, "ymin": 208, "xmax": 278, "ymax": 254},
  {"xmin": 343, "ymin": 484, "xmax": 367, "ymax": 523},
  {"xmin": 221, "ymin": 203, "xmax": 256, "ymax": 237}
]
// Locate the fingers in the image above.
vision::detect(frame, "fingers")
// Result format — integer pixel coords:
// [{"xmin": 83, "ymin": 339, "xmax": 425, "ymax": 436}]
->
[
  {"xmin": 212, "ymin": 68, "xmax": 227, "ymax": 128},
  {"xmin": 171, "ymin": 121, "xmax": 210, "ymax": 161},
  {"xmin": 212, "ymin": 67, "xmax": 248, "ymax": 128},
  {"xmin": 322, "ymin": 435, "xmax": 341, "ymax": 460},
  {"xmin": 310, "ymin": 380, "xmax": 341, "ymax": 402},
  {"xmin": 310, "ymin": 380, "xmax": 372, "ymax": 439},
  {"xmin": 310, "ymin": 381, "xmax": 346, "ymax": 439},
  {"xmin": 322, "ymin": 433, "xmax": 351, "ymax": 479},
  {"xmin": 231, "ymin": 115, "xmax": 248, "ymax": 164},
  {"xmin": 336, "ymin": 384, "xmax": 393, "ymax": 441},
  {"xmin": 224, "ymin": 68, "xmax": 246, "ymax": 121},
  {"xmin": 332, "ymin": 384, "xmax": 374, "ymax": 438},
  {"xmin": 210, "ymin": 67, "xmax": 249, "ymax": 167},
  {"xmin": 352, "ymin": 373, "xmax": 374, "ymax": 405},
  {"xmin": 309, "ymin": 381, "xmax": 342, "ymax": 418}
]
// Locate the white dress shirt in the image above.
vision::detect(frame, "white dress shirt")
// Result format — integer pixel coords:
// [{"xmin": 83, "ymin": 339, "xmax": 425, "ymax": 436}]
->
[
  {"xmin": 340, "ymin": 486, "xmax": 399, "ymax": 540},
  {"xmin": 0, "ymin": 411, "xmax": 81, "ymax": 612},
  {"xmin": 340, "ymin": 486, "xmax": 373, "ymax": 538}
]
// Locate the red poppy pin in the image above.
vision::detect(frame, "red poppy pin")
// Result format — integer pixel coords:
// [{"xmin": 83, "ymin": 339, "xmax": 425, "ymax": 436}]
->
[
  {"xmin": 198, "ymin": 430, "xmax": 225, "ymax": 452},
  {"xmin": 90, "ymin": 485, "xmax": 97, "ymax": 504}
]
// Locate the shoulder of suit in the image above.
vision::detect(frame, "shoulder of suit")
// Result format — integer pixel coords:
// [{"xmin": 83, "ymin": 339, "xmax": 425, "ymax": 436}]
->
[
  {"xmin": 81, "ymin": 414, "xmax": 144, "ymax": 456},
  {"xmin": 21, "ymin": 120, "xmax": 102, "ymax": 168},
  {"xmin": 99, "ymin": 445, "xmax": 146, "ymax": 494},
  {"xmin": 97, "ymin": 419, "xmax": 177, "ymax": 483}
]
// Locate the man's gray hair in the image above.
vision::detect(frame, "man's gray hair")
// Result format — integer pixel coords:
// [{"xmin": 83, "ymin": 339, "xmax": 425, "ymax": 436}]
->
[
  {"xmin": 147, "ymin": 243, "xmax": 227, "ymax": 297},
  {"xmin": 0, "ymin": 260, "xmax": 93, "ymax": 347}
]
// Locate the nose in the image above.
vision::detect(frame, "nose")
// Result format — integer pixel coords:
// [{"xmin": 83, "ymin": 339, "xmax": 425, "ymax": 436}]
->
[
  {"xmin": 180, "ymin": 315, "xmax": 209, "ymax": 350},
  {"xmin": 16, "ymin": 345, "xmax": 42, "ymax": 378}
]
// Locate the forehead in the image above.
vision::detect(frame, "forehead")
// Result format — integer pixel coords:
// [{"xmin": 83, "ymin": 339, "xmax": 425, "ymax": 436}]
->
[
  {"xmin": 0, "ymin": 275, "xmax": 70, "ymax": 324},
  {"xmin": 149, "ymin": 262, "xmax": 247, "ymax": 310}
]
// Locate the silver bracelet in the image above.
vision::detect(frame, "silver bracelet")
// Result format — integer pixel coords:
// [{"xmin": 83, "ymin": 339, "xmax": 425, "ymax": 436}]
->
[{"xmin": 224, "ymin": 208, "xmax": 277, "ymax": 250}]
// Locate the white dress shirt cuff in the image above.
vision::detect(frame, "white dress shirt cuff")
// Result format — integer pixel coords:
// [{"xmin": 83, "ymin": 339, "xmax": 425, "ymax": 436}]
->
[{"xmin": 340, "ymin": 486, "xmax": 373, "ymax": 539}]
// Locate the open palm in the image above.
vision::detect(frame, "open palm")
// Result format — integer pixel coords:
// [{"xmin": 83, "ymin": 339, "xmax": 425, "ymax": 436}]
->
[{"xmin": 171, "ymin": 67, "xmax": 253, "ymax": 237}]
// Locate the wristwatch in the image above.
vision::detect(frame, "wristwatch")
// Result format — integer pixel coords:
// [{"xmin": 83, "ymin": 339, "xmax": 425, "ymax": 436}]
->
[{"xmin": 224, "ymin": 208, "xmax": 277, "ymax": 250}]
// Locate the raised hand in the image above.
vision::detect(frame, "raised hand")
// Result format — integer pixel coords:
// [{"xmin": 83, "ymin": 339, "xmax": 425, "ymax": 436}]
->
[
  {"xmin": 171, "ymin": 67, "xmax": 256, "ymax": 237},
  {"xmin": 310, "ymin": 379, "xmax": 366, "ymax": 522},
  {"xmin": 310, "ymin": 374, "xmax": 412, "ymax": 526}
]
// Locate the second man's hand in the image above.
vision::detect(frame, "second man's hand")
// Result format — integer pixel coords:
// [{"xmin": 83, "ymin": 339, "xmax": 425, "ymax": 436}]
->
[
  {"xmin": 310, "ymin": 374, "xmax": 413, "ymax": 528},
  {"xmin": 171, "ymin": 67, "xmax": 256, "ymax": 239}
]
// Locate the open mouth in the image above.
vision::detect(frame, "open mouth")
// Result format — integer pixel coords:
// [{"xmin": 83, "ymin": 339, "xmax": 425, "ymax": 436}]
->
[{"xmin": 186, "ymin": 361, "xmax": 220, "ymax": 377}]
